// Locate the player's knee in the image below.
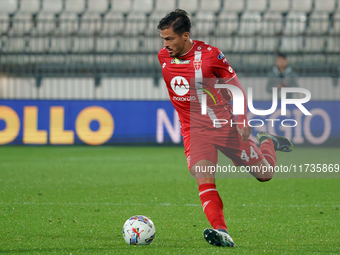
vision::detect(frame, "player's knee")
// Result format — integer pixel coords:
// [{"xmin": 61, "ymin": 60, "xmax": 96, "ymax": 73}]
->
[
  {"xmin": 257, "ymin": 170, "xmax": 273, "ymax": 182},
  {"xmin": 257, "ymin": 177, "xmax": 272, "ymax": 182}
]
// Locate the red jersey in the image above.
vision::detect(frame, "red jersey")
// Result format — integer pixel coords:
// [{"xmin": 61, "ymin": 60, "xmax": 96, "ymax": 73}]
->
[{"xmin": 158, "ymin": 40, "xmax": 247, "ymax": 136}]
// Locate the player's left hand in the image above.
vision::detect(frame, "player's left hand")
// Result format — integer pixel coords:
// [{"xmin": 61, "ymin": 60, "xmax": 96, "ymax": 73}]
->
[{"xmin": 236, "ymin": 125, "xmax": 252, "ymax": 142}]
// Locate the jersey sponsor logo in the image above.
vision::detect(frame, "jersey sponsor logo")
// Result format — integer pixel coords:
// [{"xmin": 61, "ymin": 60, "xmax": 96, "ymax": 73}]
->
[
  {"xmin": 229, "ymin": 66, "xmax": 234, "ymax": 73},
  {"xmin": 217, "ymin": 52, "xmax": 225, "ymax": 60},
  {"xmin": 162, "ymin": 62, "xmax": 166, "ymax": 68},
  {"xmin": 173, "ymin": 96, "xmax": 196, "ymax": 101},
  {"xmin": 193, "ymin": 60, "xmax": 202, "ymax": 71},
  {"xmin": 171, "ymin": 58, "xmax": 191, "ymax": 64},
  {"xmin": 170, "ymin": 76, "xmax": 190, "ymax": 96},
  {"xmin": 197, "ymin": 46, "xmax": 202, "ymax": 50},
  {"xmin": 207, "ymin": 47, "xmax": 212, "ymax": 51}
]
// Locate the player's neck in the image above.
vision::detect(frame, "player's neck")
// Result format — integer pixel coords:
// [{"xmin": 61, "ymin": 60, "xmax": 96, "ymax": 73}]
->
[{"xmin": 180, "ymin": 39, "xmax": 194, "ymax": 57}]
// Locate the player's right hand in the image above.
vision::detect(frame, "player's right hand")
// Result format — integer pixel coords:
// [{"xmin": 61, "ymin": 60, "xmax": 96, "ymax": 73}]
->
[{"xmin": 236, "ymin": 125, "xmax": 252, "ymax": 142}]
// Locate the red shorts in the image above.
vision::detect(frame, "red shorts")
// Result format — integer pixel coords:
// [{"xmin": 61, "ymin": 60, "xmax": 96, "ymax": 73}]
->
[{"xmin": 183, "ymin": 125, "xmax": 264, "ymax": 170}]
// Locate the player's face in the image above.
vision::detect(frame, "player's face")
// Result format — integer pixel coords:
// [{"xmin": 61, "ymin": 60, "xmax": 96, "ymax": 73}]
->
[{"xmin": 160, "ymin": 27, "xmax": 189, "ymax": 58}]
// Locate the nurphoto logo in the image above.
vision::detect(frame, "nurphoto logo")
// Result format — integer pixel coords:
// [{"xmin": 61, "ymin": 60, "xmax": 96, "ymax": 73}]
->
[{"xmin": 200, "ymin": 85, "xmax": 312, "ymax": 128}]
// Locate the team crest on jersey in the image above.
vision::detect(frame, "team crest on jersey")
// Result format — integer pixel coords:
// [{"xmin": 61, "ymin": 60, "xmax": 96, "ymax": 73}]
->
[{"xmin": 193, "ymin": 60, "xmax": 202, "ymax": 71}]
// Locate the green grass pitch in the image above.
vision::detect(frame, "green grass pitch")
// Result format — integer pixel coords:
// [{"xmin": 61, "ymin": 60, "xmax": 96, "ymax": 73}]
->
[{"xmin": 0, "ymin": 146, "xmax": 340, "ymax": 254}]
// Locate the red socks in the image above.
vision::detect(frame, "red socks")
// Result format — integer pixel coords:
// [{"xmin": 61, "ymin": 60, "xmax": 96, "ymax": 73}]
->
[
  {"xmin": 198, "ymin": 183, "xmax": 227, "ymax": 231},
  {"xmin": 260, "ymin": 139, "xmax": 277, "ymax": 167},
  {"xmin": 198, "ymin": 141, "xmax": 276, "ymax": 230}
]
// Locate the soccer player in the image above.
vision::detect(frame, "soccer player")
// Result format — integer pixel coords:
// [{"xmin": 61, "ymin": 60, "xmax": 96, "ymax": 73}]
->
[{"xmin": 157, "ymin": 9, "xmax": 293, "ymax": 247}]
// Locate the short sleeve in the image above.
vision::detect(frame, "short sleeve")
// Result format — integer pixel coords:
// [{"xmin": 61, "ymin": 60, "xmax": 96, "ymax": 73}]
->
[
  {"xmin": 210, "ymin": 47, "xmax": 249, "ymax": 124},
  {"xmin": 210, "ymin": 48, "xmax": 236, "ymax": 81}
]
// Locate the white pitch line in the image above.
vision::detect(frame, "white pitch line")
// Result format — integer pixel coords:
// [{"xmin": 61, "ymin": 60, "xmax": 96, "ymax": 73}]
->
[{"xmin": 0, "ymin": 202, "xmax": 339, "ymax": 207}]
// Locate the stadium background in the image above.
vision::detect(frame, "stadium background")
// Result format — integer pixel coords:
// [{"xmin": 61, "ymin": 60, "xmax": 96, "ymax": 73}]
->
[
  {"xmin": 1, "ymin": 1, "xmax": 340, "ymax": 254},
  {"xmin": 0, "ymin": 0, "xmax": 339, "ymax": 146}
]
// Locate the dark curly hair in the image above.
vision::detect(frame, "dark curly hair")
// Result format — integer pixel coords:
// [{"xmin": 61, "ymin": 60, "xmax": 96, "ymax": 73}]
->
[{"xmin": 157, "ymin": 9, "xmax": 191, "ymax": 35}]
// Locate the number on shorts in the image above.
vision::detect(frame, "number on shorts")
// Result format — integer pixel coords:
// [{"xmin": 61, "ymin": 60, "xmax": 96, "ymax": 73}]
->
[
  {"xmin": 240, "ymin": 146, "xmax": 258, "ymax": 162},
  {"xmin": 250, "ymin": 146, "xmax": 258, "ymax": 159},
  {"xmin": 240, "ymin": 150, "xmax": 249, "ymax": 162}
]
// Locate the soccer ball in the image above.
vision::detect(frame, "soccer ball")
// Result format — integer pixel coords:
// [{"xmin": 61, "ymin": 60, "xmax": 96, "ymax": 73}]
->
[{"xmin": 122, "ymin": 215, "xmax": 155, "ymax": 245}]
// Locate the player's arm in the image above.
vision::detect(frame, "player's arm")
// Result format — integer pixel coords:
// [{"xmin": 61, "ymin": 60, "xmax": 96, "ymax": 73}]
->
[
  {"xmin": 211, "ymin": 49, "xmax": 250, "ymax": 142},
  {"xmin": 227, "ymin": 77, "xmax": 251, "ymax": 142}
]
